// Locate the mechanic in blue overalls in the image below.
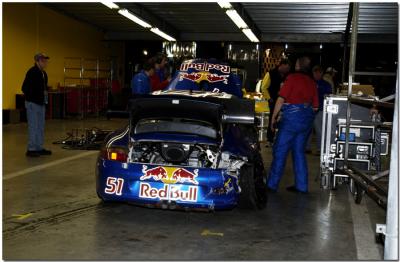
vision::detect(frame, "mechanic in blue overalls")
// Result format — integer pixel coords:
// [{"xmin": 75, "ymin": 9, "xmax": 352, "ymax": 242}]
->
[
  {"xmin": 267, "ymin": 56, "xmax": 319, "ymax": 193},
  {"xmin": 131, "ymin": 60, "xmax": 155, "ymax": 95}
]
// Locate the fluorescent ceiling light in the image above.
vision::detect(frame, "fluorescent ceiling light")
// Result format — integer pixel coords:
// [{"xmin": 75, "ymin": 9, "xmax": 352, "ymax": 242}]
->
[
  {"xmin": 150, "ymin": 28, "xmax": 176, "ymax": 42},
  {"xmin": 218, "ymin": 1, "xmax": 260, "ymax": 43},
  {"xmin": 101, "ymin": 1, "xmax": 119, "ymax": 9},
  {"xmin": 117, "ymin": 8, "xmax": 176, "ymax": 41},
  {"xmin": 226, "ymin": 9, "xmax": 248, "ymax": 29},
  {"xmin": 118, "ymin": 9, "xmax": 152, "ymax": 28},
  {"xmin": 242, "ymin": 28, "xmax": 259, "ymax": 43},
  {"xmin": 217, "ymin": 1, "xmax": 232, "ymax": 9}
]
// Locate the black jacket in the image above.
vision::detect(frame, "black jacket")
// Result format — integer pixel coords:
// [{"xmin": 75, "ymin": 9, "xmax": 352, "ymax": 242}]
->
[
  {"xmin": 268, "ymin": 67, "xmax": 285, "ymax": 102},
  {"xmin": 22, "ymin": 64, "xmax": 48, "ymax": 105}
]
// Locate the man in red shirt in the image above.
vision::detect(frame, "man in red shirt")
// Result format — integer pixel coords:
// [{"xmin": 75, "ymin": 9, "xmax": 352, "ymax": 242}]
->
[{"xmin": 267, "ymin": 56, "xmax": 318, "ymax": 193}]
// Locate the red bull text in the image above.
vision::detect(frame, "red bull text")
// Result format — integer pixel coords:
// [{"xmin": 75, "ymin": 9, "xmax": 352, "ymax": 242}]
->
[
  {"xmin": 139, "ymin": 182, "xmax": 198, "ymax": 202},
  {"xmin": 180, "ymin": 62, "xmax": 230, "ymax": 73}
]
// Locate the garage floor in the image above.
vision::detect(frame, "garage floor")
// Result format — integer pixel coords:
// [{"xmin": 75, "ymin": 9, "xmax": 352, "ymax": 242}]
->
[{"xmin": 3, "ymin": 118, "xmax": 386, "ymax": 260}]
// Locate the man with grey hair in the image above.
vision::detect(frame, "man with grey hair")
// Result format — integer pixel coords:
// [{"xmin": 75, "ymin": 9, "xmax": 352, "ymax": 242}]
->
[{"xmin": 22, "ymin": 53, "xmax": 52, "ymax": 157}]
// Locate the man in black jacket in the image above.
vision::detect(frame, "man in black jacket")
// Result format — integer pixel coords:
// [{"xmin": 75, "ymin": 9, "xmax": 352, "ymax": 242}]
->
[
  {"xmin": 22, "ymin": 53, "xmax": 52, "ymax": 157},
  {"xmin": 266, "ymin": 59, "xmax": 291, "ymax": 145}
]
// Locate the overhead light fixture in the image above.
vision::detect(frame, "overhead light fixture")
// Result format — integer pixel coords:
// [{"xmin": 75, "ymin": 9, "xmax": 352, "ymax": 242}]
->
[
  {"xmin": 320, "ymin": 44, "xmax": 323, "ymax": 49},
  {"xmin": 218, "ymin": 1, "xmax": 260, "ymax": 43},
  {"xmin": 225, "ymin": 9, "xmax": 248, "ymax": 29},
  {"xmin": 118, "ymin": 9, "xmax": 152, "ymax": 28},
  {"xmin": 242, "ymin": 28, "xmax": 259, "ymax": 43},
  {"xmin": 285, "ymin": 44, "xmax": 288, "ymax": 49},
  {"xmin": 150, "ymin": 28, "xmax": 176, "ymax": 42},
  {"xmin": 117, "ymin": 9, "xmax": 176, "ymax": 41},
  {"xmin": 217, "ymin": 0, "xmax": 232, "ymax": 9},
  {"xmin": 101, "ymin": 1, "xmax": 119, "ymax": 9}
]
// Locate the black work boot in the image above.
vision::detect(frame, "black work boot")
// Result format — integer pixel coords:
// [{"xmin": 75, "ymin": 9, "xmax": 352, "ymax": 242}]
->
[
  {"xmin": 286, "ymin": 185, "xmax": 308, "ymax": 194},
  {"xmin": 26, "ymin": 151, "xmax": 41, "ymax": 157},
  {"xmin": 39, "ymin": 149, "xmax": 52, "ymax": 155}
]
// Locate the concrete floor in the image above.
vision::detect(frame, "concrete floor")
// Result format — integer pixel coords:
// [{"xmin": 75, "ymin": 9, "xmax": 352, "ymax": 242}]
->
[{"xmin": 3, "ymin": 118, "xmax": 386, "ymax": 260}]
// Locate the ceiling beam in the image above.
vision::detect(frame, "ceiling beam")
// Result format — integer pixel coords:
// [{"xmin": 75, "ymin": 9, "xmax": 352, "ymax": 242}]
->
[
  {"xmin": 105, "ymin": 30, "xmax": 397, "ymax": 44},
  {"xmin": 117, "ymin": 3, "xmax": 179, "ymax": 41},
  {"xmin": 180, "ymin": 32, "xmax": 247, "ymax": 42},
  {"xmin": 261, "ymin": 33, "xmax": 343, "ymax": 43},
  {"xmin": 105, "ymin": 31, "xmax": 164, "ymax": 41},
  {"xmin": 261, "ymin": 33, "xmax": 397, "ymax": 43}
]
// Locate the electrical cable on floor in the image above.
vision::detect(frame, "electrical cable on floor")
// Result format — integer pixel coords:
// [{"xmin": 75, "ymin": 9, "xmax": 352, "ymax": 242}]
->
[{"xmin": 52, "ymin": 127, "xmax": 112, "ymax": 150}]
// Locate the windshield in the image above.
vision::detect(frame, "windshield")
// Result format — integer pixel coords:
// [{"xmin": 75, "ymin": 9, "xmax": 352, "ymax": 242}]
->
[{"xmin": 134, "ymin": 118, "xmax": 218, "ymax": 139}]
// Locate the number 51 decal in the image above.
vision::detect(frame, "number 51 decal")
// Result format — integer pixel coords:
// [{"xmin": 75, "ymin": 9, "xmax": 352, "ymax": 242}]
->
[{"xmin": 105, "ymin": 177, "xmax": 124, "ymax": 195}]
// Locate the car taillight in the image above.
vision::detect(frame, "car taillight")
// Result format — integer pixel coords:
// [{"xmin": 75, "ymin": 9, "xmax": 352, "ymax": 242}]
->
[{"xmin": 100, "ymin": 147, "xmax": 128, "ymax": 162}]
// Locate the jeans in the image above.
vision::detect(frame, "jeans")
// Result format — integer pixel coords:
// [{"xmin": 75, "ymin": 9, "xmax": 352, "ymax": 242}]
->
[
  {"xmin": 25, "ymin": 101, "xmax": 45, "ymax": 151},
  {"xmin": 267, "ymin": 104, "xmax": 315, "ymax": 192},
  {"xmin": 306, "ymin": 111, "xmax": 323, "ymax": 151}
]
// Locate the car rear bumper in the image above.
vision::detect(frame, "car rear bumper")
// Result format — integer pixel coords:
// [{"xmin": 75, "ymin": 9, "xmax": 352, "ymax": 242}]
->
[{"xmin": 96, "ymin": 159, "xmax": 240, "ymax": 210}]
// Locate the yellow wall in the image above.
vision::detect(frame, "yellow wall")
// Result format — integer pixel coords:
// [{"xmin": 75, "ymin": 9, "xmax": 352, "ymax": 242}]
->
[{"xmin": 3, "ymin": 3, "xmax": 124, "ymax": 109}]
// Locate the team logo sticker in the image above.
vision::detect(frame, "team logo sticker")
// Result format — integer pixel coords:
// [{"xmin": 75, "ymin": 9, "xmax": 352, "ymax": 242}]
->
[
  {"xmin": 140, "ymin": 165, "xmax": 199, "ymax": 185},
  {"xmin": 179, "ymin": 72, "xmax": 229, "ymax": 85}
]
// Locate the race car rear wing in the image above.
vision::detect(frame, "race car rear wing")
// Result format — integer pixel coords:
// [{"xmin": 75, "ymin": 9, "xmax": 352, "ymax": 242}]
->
[{"xmin": 128, "ymin": 95, "xmax": 255, "ymax": 127}]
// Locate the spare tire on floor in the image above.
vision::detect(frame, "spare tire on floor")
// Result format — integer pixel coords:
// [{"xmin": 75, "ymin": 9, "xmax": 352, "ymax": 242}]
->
[{"xmin": 238, "ymin": 162, "xmax": 267, "ymax": 210}]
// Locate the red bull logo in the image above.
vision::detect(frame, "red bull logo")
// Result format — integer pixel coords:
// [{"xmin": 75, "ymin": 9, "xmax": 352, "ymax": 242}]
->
[
  {"xmin": 179, "ymin": 72, "xmax": 229, "ymax": 85},
  {"xmin": 179, "ymin": 72, "xmax": 202, "ymax": 82},
  {"xmin": 172, "ymin": 168, "xmax": 199, "ymax": 185},
  {"xmin": 140, "ymin": 165, "xmax": 199, "ymax": 185},
  {"xmin": 139, "ymin": 182, "xmax": 198, "ymax": 202},
  {"xmin": 140, "ymin": 166, "xmax": 168, "ymax": 181}
]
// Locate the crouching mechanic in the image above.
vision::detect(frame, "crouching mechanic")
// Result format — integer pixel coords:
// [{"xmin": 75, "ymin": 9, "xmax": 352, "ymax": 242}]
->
[{"xmin": 267, "ymin": 56, "xmax": 318, "ymax": 193}]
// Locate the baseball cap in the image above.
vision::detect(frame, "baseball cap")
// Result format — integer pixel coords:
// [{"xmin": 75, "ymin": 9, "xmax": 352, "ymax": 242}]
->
[{"xmin": 34, "ymin": 53, "xmax": 50, "ymax": 62}]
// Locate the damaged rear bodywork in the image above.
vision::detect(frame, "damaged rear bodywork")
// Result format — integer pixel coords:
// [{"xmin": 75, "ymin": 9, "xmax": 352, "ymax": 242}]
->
[{"xmin": 96, "ymin": 91, "xmax": 266, "ymax": 211}]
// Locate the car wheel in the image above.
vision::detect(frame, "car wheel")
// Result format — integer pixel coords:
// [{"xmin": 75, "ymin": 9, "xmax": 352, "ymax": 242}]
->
[
  {"xmin": 97, "ymin": 191, "xmax": 109, "ymax": 203},
  {"xmin": 238, "ymin": 162, "xmax": 268, "ymax": 210},
  {"xmin": 253, "ymin": 153, "xmax": 268, "ymax": 209}
]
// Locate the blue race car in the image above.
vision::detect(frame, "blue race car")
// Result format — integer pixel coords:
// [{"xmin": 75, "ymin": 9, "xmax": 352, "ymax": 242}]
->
[{"xmin": 96, "ymin": 60, "xmax": 267, "ymax": 211}]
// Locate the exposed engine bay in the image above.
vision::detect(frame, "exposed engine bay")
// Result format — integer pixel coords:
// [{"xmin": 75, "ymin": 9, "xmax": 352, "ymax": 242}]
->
[{"xmin": 128, "ymin": 141, "xmax": 246, "ymax": 171}]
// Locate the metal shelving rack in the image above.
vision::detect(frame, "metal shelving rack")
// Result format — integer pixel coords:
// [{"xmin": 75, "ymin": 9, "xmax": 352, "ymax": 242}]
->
[{"xmin": 63, "ymin": 57, "xmax": 113, "ymax": 119}]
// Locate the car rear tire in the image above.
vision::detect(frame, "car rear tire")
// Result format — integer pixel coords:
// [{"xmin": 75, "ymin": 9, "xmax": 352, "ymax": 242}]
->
[
  {"xmin": 97, "ymin": 191, "xmax": 110, "ymax": 203},
  {"xmin": 238, "ymin": 161, "xmax": 267, "ymax": 210}
]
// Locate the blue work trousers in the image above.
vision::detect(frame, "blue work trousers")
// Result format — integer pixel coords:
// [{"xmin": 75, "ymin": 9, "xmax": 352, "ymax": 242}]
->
[{"xmin": 267, "ymin": 104, "xmax": 315, "ymax": 192}]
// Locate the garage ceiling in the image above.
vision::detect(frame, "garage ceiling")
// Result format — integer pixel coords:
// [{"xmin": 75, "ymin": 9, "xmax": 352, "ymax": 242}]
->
[{"xmin": 45, "ymin": 2, "xmax": 398, "ymax": 43}]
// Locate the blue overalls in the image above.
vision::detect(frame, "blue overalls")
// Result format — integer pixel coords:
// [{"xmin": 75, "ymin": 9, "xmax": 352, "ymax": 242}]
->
[{"xmin": 267, "ymin": 103, "xmax": 315, "ymax": 192}]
